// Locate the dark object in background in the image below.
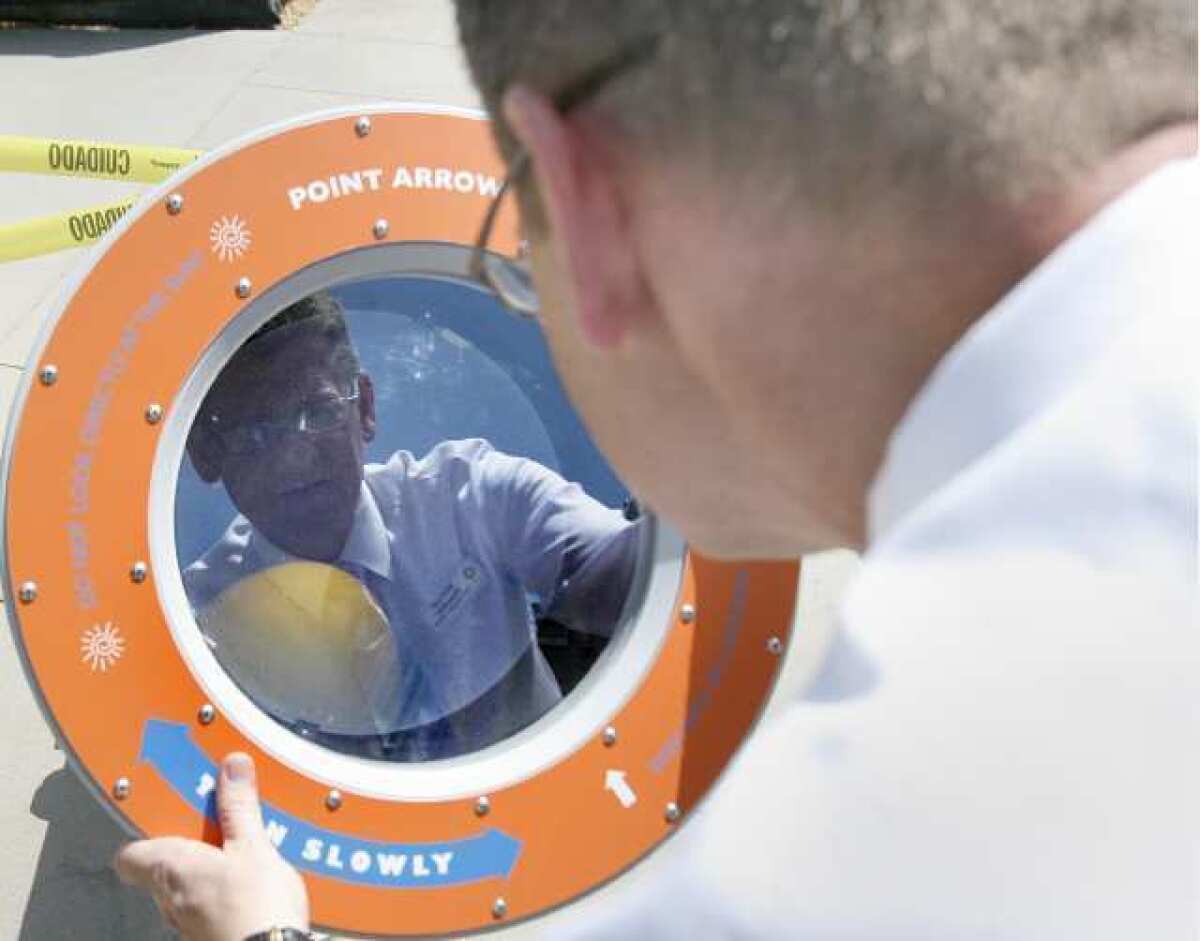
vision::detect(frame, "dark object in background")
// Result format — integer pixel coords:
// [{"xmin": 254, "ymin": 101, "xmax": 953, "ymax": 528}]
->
[
  {"xmin": 0, "ymin": 0, "xmax": 289, "ymax": 28},
  {"xmin": 537, "ymin": 617, "xmax": 608, "ymax": 696}
]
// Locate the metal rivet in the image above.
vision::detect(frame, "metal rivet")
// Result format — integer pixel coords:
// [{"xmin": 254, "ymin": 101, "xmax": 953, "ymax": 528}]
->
[
  {"xmin": 602, "ymin": 726, "xmax": 618, "ymax": 747},
  {"xmin": 766, "ymin": 636, "xmax": 784, "ymax": 655},
  {"xmin": 235, "ymin": 277, "xmax": 252, "ymax": 299},
  {"xmin": 129, "ymin": 561, "xmax": 148, "ymax": 584},
  {"xmin": 474, "ymin": 796, "xmax": 491, "ymax": 817},
  {"xmin": 325, "ymin": 789, "xmax": 342, "ymax": 811},
  {"xmin": 491, "ymin": 897, "xmax": 508, "ymax": 920},
  {"xmin": 113, "ymin": 777, "xmax": 131, "ymax": 800},
  {"xmin": 354, "ymin": 116, "xmax": 372, "ymax": 137},
  {"xmin": 372, "ymin": 218, "xmax": 390, "ymax": 240},
  {"xmin": 38, "ymin": 364, "xmax": 58, "ymax": 386},
  {"xmin": 17, "ymin": 581, "xmax": 37, "ymax": 604},
  {"xmin": 165, "ymin": 193, "xmax": 184, "ymax": 215},
  {"xmin": 198, "ymin": 704, "xmax": 216, "ymax": 725},
  {"xmin": 679, "ymin": 604, "xmax": 697, "ymax": 624},
  {"xmin": 665, "ymin": 802, "xmax": 682, "ymax": 823},
  {"xmin": 144, "ymin": 403, "xmax": 164, "ymax": 425}
]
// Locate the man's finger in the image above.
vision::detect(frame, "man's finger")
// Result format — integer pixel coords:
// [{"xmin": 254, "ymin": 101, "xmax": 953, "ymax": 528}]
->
[
  {"xmin": 114, "ymin": 836, "xmax": 218, "ymax": 889},
  {"xmin": 217, "ymin": 752, "xmax": 267, "ymax": 846},
  {"xmin": 151, "ymin": 893, "xmax": 183, "ymax": 933}
]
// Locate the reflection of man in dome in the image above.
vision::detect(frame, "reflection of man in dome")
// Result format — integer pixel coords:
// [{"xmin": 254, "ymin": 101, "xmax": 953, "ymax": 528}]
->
[{"xmin": 182, "ymin": 291, "xmax": 639, "ymax": 759}]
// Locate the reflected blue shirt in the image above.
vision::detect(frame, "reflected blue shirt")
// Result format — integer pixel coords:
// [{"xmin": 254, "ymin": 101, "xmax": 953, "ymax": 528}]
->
[{"xmin": 183, "ymin": 438, "xmax": 639, "ymax": 736}]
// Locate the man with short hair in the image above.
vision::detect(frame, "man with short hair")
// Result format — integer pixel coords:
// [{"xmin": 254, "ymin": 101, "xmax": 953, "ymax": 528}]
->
[{"xmin": 117, "ymin": 3, "xmax": 1197, "ymax": 938}]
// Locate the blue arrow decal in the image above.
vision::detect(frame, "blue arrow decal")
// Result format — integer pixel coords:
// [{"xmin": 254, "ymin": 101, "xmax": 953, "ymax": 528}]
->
[
  {"xmin": 140, "ymin": 720, "xmax": 219, "ymax": 819},
  {"xmin": 138, "ymin": 719, "xmax": 521, "ymax": 888}
]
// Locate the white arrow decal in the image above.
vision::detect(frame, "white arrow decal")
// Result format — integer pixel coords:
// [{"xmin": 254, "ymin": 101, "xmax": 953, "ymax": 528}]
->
[{"xmin": 604, "ymin": 769, "xmax": 637, "ymax": 809}]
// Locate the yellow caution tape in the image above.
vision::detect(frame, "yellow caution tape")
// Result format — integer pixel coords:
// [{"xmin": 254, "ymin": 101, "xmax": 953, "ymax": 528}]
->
[
  {"xmin": 0, "ymin": 198, "xmax": 138, "ymax": 262},
  {"xmin": 0, "ymin": 135, "xmax": 200, "ymax": 183}
]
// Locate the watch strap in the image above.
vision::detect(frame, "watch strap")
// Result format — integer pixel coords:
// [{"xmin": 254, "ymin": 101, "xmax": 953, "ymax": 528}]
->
[{"xmin": 243, "ymin": 928, "xmax": 319, "ymax": 941}]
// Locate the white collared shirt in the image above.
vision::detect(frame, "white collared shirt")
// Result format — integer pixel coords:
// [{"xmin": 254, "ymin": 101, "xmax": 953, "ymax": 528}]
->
[
  {"xmin": 183, "ymin": 439, "xmax": 639, "ymax": 739},
  {"xmin": 566, "ymin": 162, "xmax": 1197, "ymax": 939}
]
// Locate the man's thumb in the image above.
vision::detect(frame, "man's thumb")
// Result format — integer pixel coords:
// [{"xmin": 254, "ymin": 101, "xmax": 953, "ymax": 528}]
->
[{"xmin": 217, "ymin": 752, "xmax": 266, "ymax": 845}]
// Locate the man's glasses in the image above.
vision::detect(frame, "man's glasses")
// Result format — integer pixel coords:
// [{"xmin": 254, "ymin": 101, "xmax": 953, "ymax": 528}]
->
[
  {"xmin": 210, "ymin": 387, "xmax": 361, "ymax": 456},
  {"xmin": 469, "ymin": 35, "xmax": 662, "ymax": 319}
]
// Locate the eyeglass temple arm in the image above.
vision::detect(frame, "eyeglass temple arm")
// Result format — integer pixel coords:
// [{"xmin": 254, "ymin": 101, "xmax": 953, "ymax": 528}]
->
[
  {"xmin": 470, "ymin": 151, "xmax": 529, "ymax": 273},
  {"xmin": 470, "ymin": 33, "xmax": 661, "ymax": 271},
  {"xmin": 553, "ymin": 34, "xmax": 662, "ymax": 112}
]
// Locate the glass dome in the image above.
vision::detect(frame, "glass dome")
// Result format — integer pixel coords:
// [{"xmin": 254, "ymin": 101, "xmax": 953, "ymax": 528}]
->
[{"xmin": 174, "ymin": 273, "xmax": 643, "ymax": 762}]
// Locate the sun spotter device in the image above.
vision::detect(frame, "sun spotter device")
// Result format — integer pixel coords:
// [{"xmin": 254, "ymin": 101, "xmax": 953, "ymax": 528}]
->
[{"xmin": 2, "ymin": 107, "xmax": 803, "ymax": 937}]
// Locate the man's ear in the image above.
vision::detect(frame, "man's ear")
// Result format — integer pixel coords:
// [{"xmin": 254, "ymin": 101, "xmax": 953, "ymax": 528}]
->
[
  {"xmin": 357, "ymin": 372, "xmax": 376, "ymax": 443},
  {"xmin": 186, "ymin": 424, "xmax": 224, "ymax": 483},
  {"xmin": 503, "ymin": 85, "xmax": 648, "ymax": 349}
]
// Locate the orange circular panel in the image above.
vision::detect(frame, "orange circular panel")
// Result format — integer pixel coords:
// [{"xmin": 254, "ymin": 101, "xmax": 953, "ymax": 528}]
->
[{"xmin": 2, "ymin": 106, "xmax": 800, "ymax": 937}]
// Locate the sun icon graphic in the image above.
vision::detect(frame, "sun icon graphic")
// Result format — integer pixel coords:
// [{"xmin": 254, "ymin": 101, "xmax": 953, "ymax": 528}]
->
[
  {"xmin": 209, "ymin": 214, "xmax": 252, "ymax": 262},
  {"xmin": 81, "ymin": 621, "xmax": 125, "ymax": 672}
]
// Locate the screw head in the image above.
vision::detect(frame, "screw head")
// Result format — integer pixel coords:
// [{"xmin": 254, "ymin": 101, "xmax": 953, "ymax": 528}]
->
[
  {"xmin": 354, "ymin": 116, "xmax": 372, "ymax": 137},
  {"xmin": 38, "ymin": 364, "xmax": 58, "ymax": 386},
  {"xmin": 665, "ymin": 801, "xmax": 682, "ymax": 823},
  {"xmin": 491, "ymin": 897, "xmax": 508, "ymax": 920},
  {"xmin": 113, "ymin": 777, "xmax": 131, "ymax": 800},
  {"xmin": 766, "ymin": 636, "xmax": 784, "ymax": 655},
  {"xmin": 235, "ymin": 277, "xmax": 252, "ymax": 299},
  {"xmin": 129, "ymin": 561, "xmax": 148, "ymax": 584},
  {"xmin": 679, "ymin": 604, "xmax": 697, "ymax": 624},
  {"xmin": 372, "ymin": 218, "xmax": 390, "ymax": 240},
  {"xmin": 144, "ymin": 403, "xmax": 164, "ymax": 425},
  {"xmin": 17, "ymin": 581, "xmax": 37, "ymax": 604},
  {"xmin": 602, "ymin": 726, "xmax": 618, "ymax": 747},
  {"xmin": 165, "ymin": 193, "xmax": 184, "ymax": 215},
  {"xmin": 325, "ymin": 789, "xmax": 343, "ymax": 811},
  {"xmin": 474, "ymin": 795, "xmax": 491, "ymax": 817},
  {"xmin": 197, "ymin": 703, "xmax": 216, "ymax": 725}
]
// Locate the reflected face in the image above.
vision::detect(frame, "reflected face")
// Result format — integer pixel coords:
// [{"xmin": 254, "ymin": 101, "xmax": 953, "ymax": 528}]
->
[{"xmin": 191, "ymin": 322, "xmax": 375, "ymax": 561}]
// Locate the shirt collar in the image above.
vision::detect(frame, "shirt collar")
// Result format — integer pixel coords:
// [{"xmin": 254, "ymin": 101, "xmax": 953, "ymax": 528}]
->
[
  {"xmin": 336, "ymin": 481, "xmax": 392, "ymax": 580},
  {"xmin": 247, "ymin": 480, "xmax": 392, "ymax": 580},
  {"xmin": 867, "ymin": 158, "xmax": 1197, "ymax": 544}
]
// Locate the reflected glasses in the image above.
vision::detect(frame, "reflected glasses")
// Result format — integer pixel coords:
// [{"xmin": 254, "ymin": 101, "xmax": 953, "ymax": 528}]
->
[
  {"xmin": 210, "ymin": 387, "xmax": 360, "ymax": 455},
  {"xmin": 469, "ymin": 35, "xmax": 662, "ymax": 319}
]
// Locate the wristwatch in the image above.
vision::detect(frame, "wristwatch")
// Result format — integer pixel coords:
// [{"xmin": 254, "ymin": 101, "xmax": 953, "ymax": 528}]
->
[{"xmin": 243, "ymin": 929, "xmax": 320, "ymax": 941}]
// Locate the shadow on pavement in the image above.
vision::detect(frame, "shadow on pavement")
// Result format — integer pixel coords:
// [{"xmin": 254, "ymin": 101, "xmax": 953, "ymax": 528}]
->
[{"xmin": 19, "ymin": 765, "xmax": 174, "ymax": 940}]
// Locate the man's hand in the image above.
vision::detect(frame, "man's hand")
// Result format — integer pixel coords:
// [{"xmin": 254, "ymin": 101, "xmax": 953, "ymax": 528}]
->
[{"xmin": 114, "ymin": 753, "xmax": 310, "ymax": 941}]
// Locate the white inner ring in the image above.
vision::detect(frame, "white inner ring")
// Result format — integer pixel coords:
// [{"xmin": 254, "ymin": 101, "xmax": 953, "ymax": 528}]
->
[{"xmin": 148, "ymin": 242, "xmax": 684, "ymax": 802}]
